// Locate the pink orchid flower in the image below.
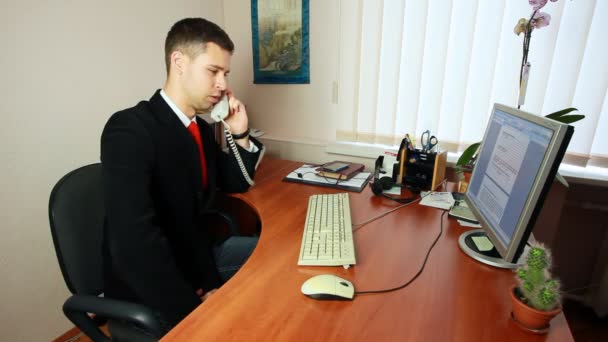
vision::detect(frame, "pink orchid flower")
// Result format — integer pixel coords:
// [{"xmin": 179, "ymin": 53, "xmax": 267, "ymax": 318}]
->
[
  {"xmin": 529, "ymin": 0, "xmax": 548, "ymax": 10},
  {"xmin": 529, "ymin": 0, "xmax": 559, "ymax": 11},
  {"xmin": 531, "ymin": 11, "xmax": 552, "ymax": 28}
]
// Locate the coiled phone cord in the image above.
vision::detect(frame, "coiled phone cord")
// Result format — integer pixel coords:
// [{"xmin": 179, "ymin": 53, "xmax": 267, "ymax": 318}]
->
[{"xmin": 221, "ymin": 119, "xmax": 255, "ymax": 186}]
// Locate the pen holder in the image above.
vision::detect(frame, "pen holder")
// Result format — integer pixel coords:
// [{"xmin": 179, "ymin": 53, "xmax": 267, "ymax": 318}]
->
[{"xmin": 399, "ymin": 150, "xmax": 447, "ymax": 190}]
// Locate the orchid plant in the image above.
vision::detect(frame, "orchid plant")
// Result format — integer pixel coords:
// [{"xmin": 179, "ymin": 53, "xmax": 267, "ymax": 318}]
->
[
  {"xmin": 455, "ymin": 0, "xmax": 584, "ymax": 172},
  {"xmin": 514, "ymin": 0, "xmax": 559, "ymax": 109}
]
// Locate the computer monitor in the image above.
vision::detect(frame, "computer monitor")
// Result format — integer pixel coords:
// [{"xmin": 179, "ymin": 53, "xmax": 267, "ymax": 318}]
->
[{"xmin": 458, "ymin": 103, "xmax": 573, "ymax": 269}]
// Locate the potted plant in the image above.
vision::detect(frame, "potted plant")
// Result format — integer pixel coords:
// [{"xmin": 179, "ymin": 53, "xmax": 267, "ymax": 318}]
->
[
  {"xmin": 454, "ymin": 142, "xmax": 479, "ymax": 193},
  {"xmin": 510, "ymin": 243, "xmax": 562, "ymax": 333}
]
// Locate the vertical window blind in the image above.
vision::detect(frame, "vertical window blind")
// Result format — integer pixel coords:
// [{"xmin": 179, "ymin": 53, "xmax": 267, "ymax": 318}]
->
[{"xmin": 336, "ymin": 0, "xmax": 607, "ymax": 168}]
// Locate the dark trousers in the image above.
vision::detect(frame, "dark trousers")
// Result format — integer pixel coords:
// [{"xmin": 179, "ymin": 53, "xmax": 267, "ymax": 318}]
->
[{"xmin": 213, "ymin": 236, "xmax": 259, "ymax": 282}]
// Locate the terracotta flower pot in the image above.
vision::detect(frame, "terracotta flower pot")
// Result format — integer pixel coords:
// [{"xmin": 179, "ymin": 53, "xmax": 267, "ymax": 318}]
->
[
  {"xmin": 457, "ymin": 171, "xmax": 472, "ymax": 193},
  {"xmin": 510, "ymin": 285, "xmax": 561, "ymax": 333}
]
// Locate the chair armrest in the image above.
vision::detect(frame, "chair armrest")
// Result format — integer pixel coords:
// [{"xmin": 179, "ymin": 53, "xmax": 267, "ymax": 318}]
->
[
  {"xmin": 203, "ymin": 210, "xmax": 239, "ymax": 236},
  {"xmin": 63, "ymin": 294, "xmax": 164, "ymax": 341}
]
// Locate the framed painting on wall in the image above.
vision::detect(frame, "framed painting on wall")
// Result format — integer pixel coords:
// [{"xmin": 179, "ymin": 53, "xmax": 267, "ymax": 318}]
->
[{"xmin": 251, "ymin": 0, "xmax": 310, "ymax": 84}]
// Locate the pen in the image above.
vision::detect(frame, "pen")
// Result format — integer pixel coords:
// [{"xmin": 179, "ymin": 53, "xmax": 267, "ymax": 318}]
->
[{"xmin": 405, "ymin": 134, "xmax": 414, "ymax": 150}]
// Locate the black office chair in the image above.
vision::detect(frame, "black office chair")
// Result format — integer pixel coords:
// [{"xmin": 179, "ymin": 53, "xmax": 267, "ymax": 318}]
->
[{"xmin": 48, "ymin": 163, "xmax": 240, "ymax": 341}]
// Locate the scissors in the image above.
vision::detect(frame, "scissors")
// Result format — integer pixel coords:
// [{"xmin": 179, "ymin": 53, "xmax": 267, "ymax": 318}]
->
[{"xmin": 420, "ymin": 130, "xmax": 438, "ymax": 152}]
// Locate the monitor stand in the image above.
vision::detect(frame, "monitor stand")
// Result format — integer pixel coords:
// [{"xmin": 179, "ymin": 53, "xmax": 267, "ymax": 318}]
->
[{"xmin": 458, "ymin": 230, "xmax": 518, "ymax": 269}]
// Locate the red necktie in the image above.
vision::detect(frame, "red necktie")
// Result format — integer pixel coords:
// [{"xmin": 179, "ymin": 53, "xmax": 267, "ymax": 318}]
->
[{"xmin": 187, "ymin": 121, "xmax": 208, "ymax": 189}]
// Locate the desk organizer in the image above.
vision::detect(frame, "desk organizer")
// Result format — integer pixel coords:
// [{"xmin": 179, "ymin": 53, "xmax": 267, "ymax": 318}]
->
[{"xmin": 400, "ymin": 150, "xmax": 447, "ymax": 190}]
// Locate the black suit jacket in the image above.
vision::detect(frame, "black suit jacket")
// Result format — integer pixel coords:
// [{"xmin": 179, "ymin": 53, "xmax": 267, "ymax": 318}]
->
[{"xmin": 100, "ymin": 90, "xmax": 262, "ymax": 326}]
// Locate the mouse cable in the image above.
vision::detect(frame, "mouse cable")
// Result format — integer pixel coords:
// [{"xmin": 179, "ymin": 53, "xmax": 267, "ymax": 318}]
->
[
  {"xmin": 354, "ymin": 210, "xmax": 447, "ymax": 295},
  {"xmin": 352, "ymin": 179, "xmax": 447, "ymax": 233}
]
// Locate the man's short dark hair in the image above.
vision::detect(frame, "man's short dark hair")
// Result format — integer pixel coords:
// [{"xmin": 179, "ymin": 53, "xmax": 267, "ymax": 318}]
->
[{"xmin": 164, "ymin": 18, "xmax": 235, "ymax": 73}]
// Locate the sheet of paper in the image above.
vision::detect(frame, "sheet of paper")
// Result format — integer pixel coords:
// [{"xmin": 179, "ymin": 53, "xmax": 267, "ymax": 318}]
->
[
  {"xmin": 472, "ymin": 236, "xmax": 494, "ymax": 251},
  {"xmin": 385, "ymin": 185, "xmax": 401, "ymax": 195},
  {"xmin": 419, "ymin": 191, "xmax": 455, "ymax": 210}
]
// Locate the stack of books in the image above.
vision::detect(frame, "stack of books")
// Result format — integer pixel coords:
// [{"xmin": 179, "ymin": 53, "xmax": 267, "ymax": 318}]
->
[{"xmin": 316, "ymin": 161, "xmax": 365, "ymax": 180}]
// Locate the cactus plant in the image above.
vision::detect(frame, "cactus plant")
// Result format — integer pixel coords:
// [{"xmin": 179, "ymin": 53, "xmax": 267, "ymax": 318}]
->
[{"xmin": 515, "ymin": 243, "xmax": 561, "ymax": 311}]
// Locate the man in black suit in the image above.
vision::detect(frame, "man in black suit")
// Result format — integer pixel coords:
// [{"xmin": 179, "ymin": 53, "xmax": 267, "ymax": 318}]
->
[{"xmin": 101, "ymin": 18, "xmax": 263, "ymax": 333}]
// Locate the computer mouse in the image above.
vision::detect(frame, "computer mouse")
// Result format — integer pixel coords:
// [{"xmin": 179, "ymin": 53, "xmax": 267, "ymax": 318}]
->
[{"xmin": 301, "ymin": 274, "xmax": 355, "ymax": 300}]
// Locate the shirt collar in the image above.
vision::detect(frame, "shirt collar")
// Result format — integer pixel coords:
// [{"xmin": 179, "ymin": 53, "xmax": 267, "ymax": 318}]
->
[{"xmin": 160, "ymin": 89, "xmax": 196, "ymax": 127}]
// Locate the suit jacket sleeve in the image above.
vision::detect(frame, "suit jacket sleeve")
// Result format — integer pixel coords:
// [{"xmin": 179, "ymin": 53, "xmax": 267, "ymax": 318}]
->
[
  {"xmin": 202, "ymin": 121, "xmax": 264, "ymax": 193},
  {"xmin": 101, "ymin": 111, "xmax": 201, "ymax": 326}
]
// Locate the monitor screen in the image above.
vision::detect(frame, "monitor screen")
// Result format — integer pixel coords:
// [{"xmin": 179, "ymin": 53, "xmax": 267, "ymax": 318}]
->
[{"xmin": 460, "ymin": 103, "xmax": 573, "ymax": 268}]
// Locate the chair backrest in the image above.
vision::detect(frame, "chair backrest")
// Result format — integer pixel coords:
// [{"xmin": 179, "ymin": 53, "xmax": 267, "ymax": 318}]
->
[{"xmin": 49, "ymin": 163, "xmax": 104, "ymax": 295}]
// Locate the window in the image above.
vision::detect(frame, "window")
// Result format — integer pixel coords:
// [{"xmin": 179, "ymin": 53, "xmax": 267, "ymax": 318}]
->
[{"xmin": 335, "ymin": 0, "xmax": 607, "ymax": 169}]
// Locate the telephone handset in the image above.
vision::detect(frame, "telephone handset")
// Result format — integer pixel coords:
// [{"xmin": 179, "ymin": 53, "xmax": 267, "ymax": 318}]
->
[
  {"xmin": 210, "ymin": 94, "xmax": 230, "ymax": 122},
  {"xmin": 210, "ymin": 95, "xmax": 255, "ymax": 186}
]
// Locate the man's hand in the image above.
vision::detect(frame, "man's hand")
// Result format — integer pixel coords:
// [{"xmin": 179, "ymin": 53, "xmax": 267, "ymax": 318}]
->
[
  {"xmin": 196, "ymin": 288, "xmax": 218, "ymax": 302},
  {"xmin": 224, "ymin": 90, "xmax": 250, "ymax": 149}
]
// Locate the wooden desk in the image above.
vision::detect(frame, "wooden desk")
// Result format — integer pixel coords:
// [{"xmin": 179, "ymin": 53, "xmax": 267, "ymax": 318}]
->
[{"xmin": 162, "ymin": 158, "xmax": 573, "ymax": 341}]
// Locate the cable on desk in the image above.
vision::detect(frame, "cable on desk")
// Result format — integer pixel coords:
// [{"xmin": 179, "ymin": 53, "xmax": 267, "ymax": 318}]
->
[
  {"xmin": 352, "ymin": 198, "xmax": 420, "ymax": 232},
  {"xmin": 354, "ymin": 210, "xmax": 447, "ymax": 295},
  {"xmin": 352, "ymin": 179, "xmax": 447, "ymax": 233}
]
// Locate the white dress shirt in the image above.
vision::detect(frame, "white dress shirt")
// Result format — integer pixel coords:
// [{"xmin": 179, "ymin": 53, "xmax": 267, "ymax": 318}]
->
[{"xmin": 159, "ymin": 89, "xmax": 258, "ymax": 153}]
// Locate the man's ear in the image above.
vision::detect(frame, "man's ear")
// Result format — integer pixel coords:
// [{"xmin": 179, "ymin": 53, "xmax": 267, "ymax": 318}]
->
[{"xmin": 171, "ymin": 50, "xmax": 186, "ymax": 75}]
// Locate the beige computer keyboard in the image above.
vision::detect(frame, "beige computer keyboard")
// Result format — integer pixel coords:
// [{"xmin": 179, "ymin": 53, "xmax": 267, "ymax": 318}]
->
[{"xmin": 297, "ymin": 193, "xmax": 357, "ymax": 267}]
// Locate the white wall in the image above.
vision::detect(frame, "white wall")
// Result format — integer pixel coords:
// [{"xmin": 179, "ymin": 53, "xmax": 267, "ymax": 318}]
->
[
  {"xmin": 0, "ymin": 1, "xmax": 223, "ymax": 340},
  {"xmin": 222, "ymin": 0, "xmax": 373, "ymax": 167},
  {"xmin": 223, "ymin": 0, "xmax": 341, "ymax": 147}
]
